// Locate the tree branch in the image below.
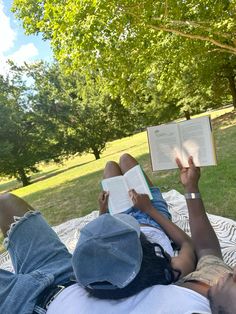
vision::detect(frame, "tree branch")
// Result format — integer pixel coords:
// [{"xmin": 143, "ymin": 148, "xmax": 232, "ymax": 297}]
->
[
  {"xmin": 125, "ymin": 10, "xmax": 236, "ymax": 54},
  {"xmin": 147, "ymin": 24, "xmax": 236, "ymax": 55},
  {"xmin": 162, "ymin": 20, "xmax": 232, "ymax": 39}
]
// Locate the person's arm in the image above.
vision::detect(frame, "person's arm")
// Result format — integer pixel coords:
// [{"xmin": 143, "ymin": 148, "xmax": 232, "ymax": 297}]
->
[
  {"xmin": 129, "ymin": 189, "xmax": 196, "ymax": 278},
  {"xmin": 98, "ymin": 191, "xmax": 109, "ymax": 215},
  {"xmin": 176, "ymin": 156, "xmax": 222, "ymax": 260}
]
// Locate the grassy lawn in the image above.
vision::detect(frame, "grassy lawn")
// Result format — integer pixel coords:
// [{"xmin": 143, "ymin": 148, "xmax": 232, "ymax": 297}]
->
[{"xmin": 0, "ymin": 106, "xmax": 235, "ymax": 251}]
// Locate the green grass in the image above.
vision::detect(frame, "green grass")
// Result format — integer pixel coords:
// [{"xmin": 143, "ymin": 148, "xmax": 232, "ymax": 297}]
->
[{"xmin": 0, "ymin": 106, "xmax": 235, "ymax": 252}]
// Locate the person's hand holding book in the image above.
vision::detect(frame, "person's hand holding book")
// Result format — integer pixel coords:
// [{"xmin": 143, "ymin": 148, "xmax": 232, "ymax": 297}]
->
[
  {"xmin": 98, "ymin": 191, "xmax": 109, "ymax": 215},
  {"xmin": 176, "ymin": 156, "xmax": 200, "ymax": 193},
  {"xmin": 128, "ymin": 189, "xmax": 153, "ymax": 213}
]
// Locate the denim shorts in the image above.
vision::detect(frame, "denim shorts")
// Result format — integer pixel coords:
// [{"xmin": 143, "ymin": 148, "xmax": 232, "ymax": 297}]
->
[
  {"xmin": 0, "ymin": 211, "xmax": 74, "ymax": 314},
  {"xmin": 127, "ymin": 187, "xmax": 171, "ymax": 229}
]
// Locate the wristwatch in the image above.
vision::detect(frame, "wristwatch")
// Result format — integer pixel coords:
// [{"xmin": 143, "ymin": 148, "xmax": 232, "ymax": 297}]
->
[{"xmin": 184, "ymin": 192, "xmax": 201, "ymax": 199}]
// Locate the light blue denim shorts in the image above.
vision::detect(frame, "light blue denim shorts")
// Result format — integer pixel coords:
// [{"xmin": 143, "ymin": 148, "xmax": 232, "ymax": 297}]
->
[
  {"xmin": 127, "ymin": 187, "xmax": 171, "ymax": 229},
  {"xmin": 0, "ymin": 211, "xmax": 74, "ymax": 314}
]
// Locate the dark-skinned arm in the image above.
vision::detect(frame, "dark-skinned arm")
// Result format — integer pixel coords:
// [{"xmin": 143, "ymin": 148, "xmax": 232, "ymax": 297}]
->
[
  {"xmin": 176, "ymin": 156, "xmax": 222, "ymax": 260},
  {"xmin": 129, "ymin": 189, "xmax": 196, "ymax": 278}
]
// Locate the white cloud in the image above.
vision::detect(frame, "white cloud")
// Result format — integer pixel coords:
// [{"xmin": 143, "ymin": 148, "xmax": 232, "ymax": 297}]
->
[
  {"xmin": 0, "ymin": 1, "xmax": 16, "ymax": 54},
  {"xmin": 0, "ymin": 43, "xmax": 39, "ymax": 75},
  {"xmin": 0, "ymin": 2, "xmax": 39, "ymax": 75},
  {"xmin": 8, "ymin": 43, "xmax": 39, "ymax": 65}
]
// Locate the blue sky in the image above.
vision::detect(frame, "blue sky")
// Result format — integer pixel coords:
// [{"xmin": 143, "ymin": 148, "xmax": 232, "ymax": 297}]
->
[{"xmin": 0, "ymin": 0, "xmax": 53, "ymax": 74}]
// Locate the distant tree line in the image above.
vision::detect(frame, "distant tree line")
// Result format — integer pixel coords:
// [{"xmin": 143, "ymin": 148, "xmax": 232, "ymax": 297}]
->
[
  {"xmin": 0, "ymin": 62, "xmax": 141, "ymax": 186},
  {"xmin": 0, "ymin": 56, "xmax": 234, "ymax": 186}
]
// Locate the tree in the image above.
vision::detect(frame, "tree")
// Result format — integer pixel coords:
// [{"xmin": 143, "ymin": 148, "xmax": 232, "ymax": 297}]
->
[
  {"xmin": 0, "ymin": 63, "xmax": 65, "ymax": 186},
  {"xmin": 26, "ymin": 61, "xmax": 139, "ymax": 160},
  {"xmin": 69, "ymin": 96, "xmax": 139, "ymax": 159}
]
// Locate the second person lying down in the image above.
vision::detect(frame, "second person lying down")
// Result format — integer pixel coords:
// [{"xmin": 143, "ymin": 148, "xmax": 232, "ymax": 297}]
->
[{"xmin": 73, "ymin": 153, "xmax": 196, "ymax": 299}]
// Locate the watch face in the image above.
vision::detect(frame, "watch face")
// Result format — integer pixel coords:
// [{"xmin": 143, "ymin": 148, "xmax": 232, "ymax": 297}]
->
[{"xmin": 185, "ymin": 192, "xmax": 201, "ymax": 199}]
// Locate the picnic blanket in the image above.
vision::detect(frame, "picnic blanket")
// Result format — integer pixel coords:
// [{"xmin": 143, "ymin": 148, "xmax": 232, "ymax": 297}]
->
[{"xmin": 0, "ymin": 189, "xmax": 235, "ymax": 272}]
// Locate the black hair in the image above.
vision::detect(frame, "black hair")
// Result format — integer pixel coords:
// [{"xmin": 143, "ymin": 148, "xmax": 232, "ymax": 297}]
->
[{"xmin": 85, "ymin": 232, "xmax": 180, "ymax": 299}]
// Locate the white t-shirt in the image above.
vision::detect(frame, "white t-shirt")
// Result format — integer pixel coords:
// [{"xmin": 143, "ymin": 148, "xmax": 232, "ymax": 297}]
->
[
  {"xmin": 47, "ymin": 226, "xmax": 198, "ymax": 313},
  {"xmin": 140, "ymin": 225, "xmax": 174, "ymax": 257},
  {"xmin": 47, "ymin": 283, "xmax": 211, "ymax": 314}
]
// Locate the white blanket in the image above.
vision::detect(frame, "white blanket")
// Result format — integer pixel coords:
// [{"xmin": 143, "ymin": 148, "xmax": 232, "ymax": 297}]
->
[{"xmin": 0, "ymin": 190, "xmax": 235, "ymax": 271}]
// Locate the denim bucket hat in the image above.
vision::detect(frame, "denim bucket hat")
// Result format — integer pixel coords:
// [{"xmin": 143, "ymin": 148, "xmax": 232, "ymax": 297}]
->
[{"xmin": 72, "ymin": 213, "xmax": 143, "ymax": 289}]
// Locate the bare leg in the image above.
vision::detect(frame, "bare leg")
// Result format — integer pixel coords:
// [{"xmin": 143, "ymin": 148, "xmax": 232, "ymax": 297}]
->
[
  {"xmin": 119, "ymin": 153, "xmax": 154, "ymax": 187},
  {"xmin": 0, "ymin": 193, "xmax": 33, "ymax": 237},
  {"xmin": 103, "ymin": 161, "xmax": 122, "ymax": 179}
]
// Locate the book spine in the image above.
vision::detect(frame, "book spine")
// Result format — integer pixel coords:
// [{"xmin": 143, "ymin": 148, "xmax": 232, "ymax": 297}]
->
[{"xmin": 208, "ymin": 116, "xmax": 217, "ymax": 165}]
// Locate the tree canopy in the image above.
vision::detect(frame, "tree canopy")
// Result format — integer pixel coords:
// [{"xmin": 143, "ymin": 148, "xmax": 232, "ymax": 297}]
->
[{"xmin": 12, "ymin": 0, "xmax": 236, "ymax": 111}]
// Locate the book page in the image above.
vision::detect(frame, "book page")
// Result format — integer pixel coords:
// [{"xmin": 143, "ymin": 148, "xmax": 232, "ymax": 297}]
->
[
  {"xmin": 124, "ymin": 165, "xmax": 153, "ymax": 200},
  {"xmin": 101, "ymin": 176, "xmax": 133, "ymax": 215},
  {"xmin": 147, "ymin": 123, "xmax": 182, "ymax": 171},
  {"xmin": 179, "ymin": 116, "xmax": 217, "ymax": 167}
]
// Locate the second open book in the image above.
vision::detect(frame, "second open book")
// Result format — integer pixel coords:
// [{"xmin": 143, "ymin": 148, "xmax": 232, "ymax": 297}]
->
[
  {"xmin": 147, "ymin": 116, "xmax": 217, "ymax": 171},
  {"xmin": 101, "ymin": 165, "xmax": 153, "ymax": 215}
]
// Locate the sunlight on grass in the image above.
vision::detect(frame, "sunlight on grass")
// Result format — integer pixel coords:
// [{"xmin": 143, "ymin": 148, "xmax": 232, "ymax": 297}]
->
[{"xmin": 0, "ymin": 107, "xmax": 235, "ymax": 239}]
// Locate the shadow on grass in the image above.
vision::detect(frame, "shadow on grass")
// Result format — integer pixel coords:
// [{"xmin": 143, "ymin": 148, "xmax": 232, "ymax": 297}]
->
[
  {"xmin": 11, "ymin": 152, "xmax": 157, "ymax": 225},
  {"xmin": 212, "ymin": 110, "xmax": 236, "ymax": 129},
  {"xmin": 14, "ymin": 147, "xmax": 236, "ymax": 227},
  {"xmin": 30, "ymin": 161, "xmax": 93, "ymax": 184},
  {"xmin": 0, "ymin": 142, "xmax": 146, "ymax": 194}
]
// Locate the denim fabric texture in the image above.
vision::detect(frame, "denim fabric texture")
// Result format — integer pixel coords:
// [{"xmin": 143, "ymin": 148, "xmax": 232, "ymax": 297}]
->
[
  {"xmin": 72, "ymin": 213, "xmax": 142, "ymax": 289},
  {"xmin": 127, "ymin": 187, "xmax": 171, "ymax": 229},
  {"xmin": 0, "ymin": 211, "xmax": 74, "ymax": 314}
]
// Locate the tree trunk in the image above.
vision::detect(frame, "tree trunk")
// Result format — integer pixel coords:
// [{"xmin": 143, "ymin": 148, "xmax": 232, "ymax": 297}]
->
[
  {"xmin": 184, "ymin": 110, "xmax": 191, "ymax": 120},
  {"xmin": 92, "ymin": 148, "xmax": 101, "ymax": 160},
  {"xmin": 18, "ymin": 168, "xmax": 30, "ymax": 186},
  {"xmin": 227, "ymin": 75, "xmax": 236, "ymax": 109}
]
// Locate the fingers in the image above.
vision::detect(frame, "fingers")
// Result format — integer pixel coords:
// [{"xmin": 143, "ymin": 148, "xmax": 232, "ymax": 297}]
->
[
  {"xmin": 188, "ymin": 156, "xmax": 195, "ymax": 168},
  {"xmin": 176, "ymin": 157, "xmax": 184, "ymax": 170},
  {"xmin": 176, "ymin": 156, "xmax": 197, "ymax": 169},
  {"xmin": 188, "ymin": 157, "xmax": 201, "ymax": 176},
  {"xmin": 99, "ymin": 191, "xmax": 109, "ymax": 201},
  {"xmin": 128, "ymin": 189, "xmax": 137, "ymax": 198},
  {"xmin": 103, "ymin": 191, "xmax": 109, "ymax": 200}
]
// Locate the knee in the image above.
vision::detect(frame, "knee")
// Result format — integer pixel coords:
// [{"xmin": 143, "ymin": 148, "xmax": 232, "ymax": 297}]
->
[
  {"xmin": 119, "ymin": 153, "xmax": 135, "ymax": 166},
  {"xmin": 104, "ymin": 161, "xmax": 119, "ymax": 169},
  {"xmin": 0, "ymin": 193, "xmax": 15, "ymax": 211},
  {"xmin": 0, "ymin": 193, "xmax": 33, "ymax": 237},
  {"xmin": 119, "ymin": 153, "xmax": 132, "ymax": 163},
  {"xmin": 1, "ymin": 193, "xmax": 33, "ymax": 213}
]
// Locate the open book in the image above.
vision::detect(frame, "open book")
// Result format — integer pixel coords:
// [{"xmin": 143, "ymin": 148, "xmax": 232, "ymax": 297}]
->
[
  {"xmin": 147, "ymin": 116, "xmax": 217, "ymax": 171},
  {"xmin": 101, "ymin": 165, "xmax": 153, "ymax": 215}
]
